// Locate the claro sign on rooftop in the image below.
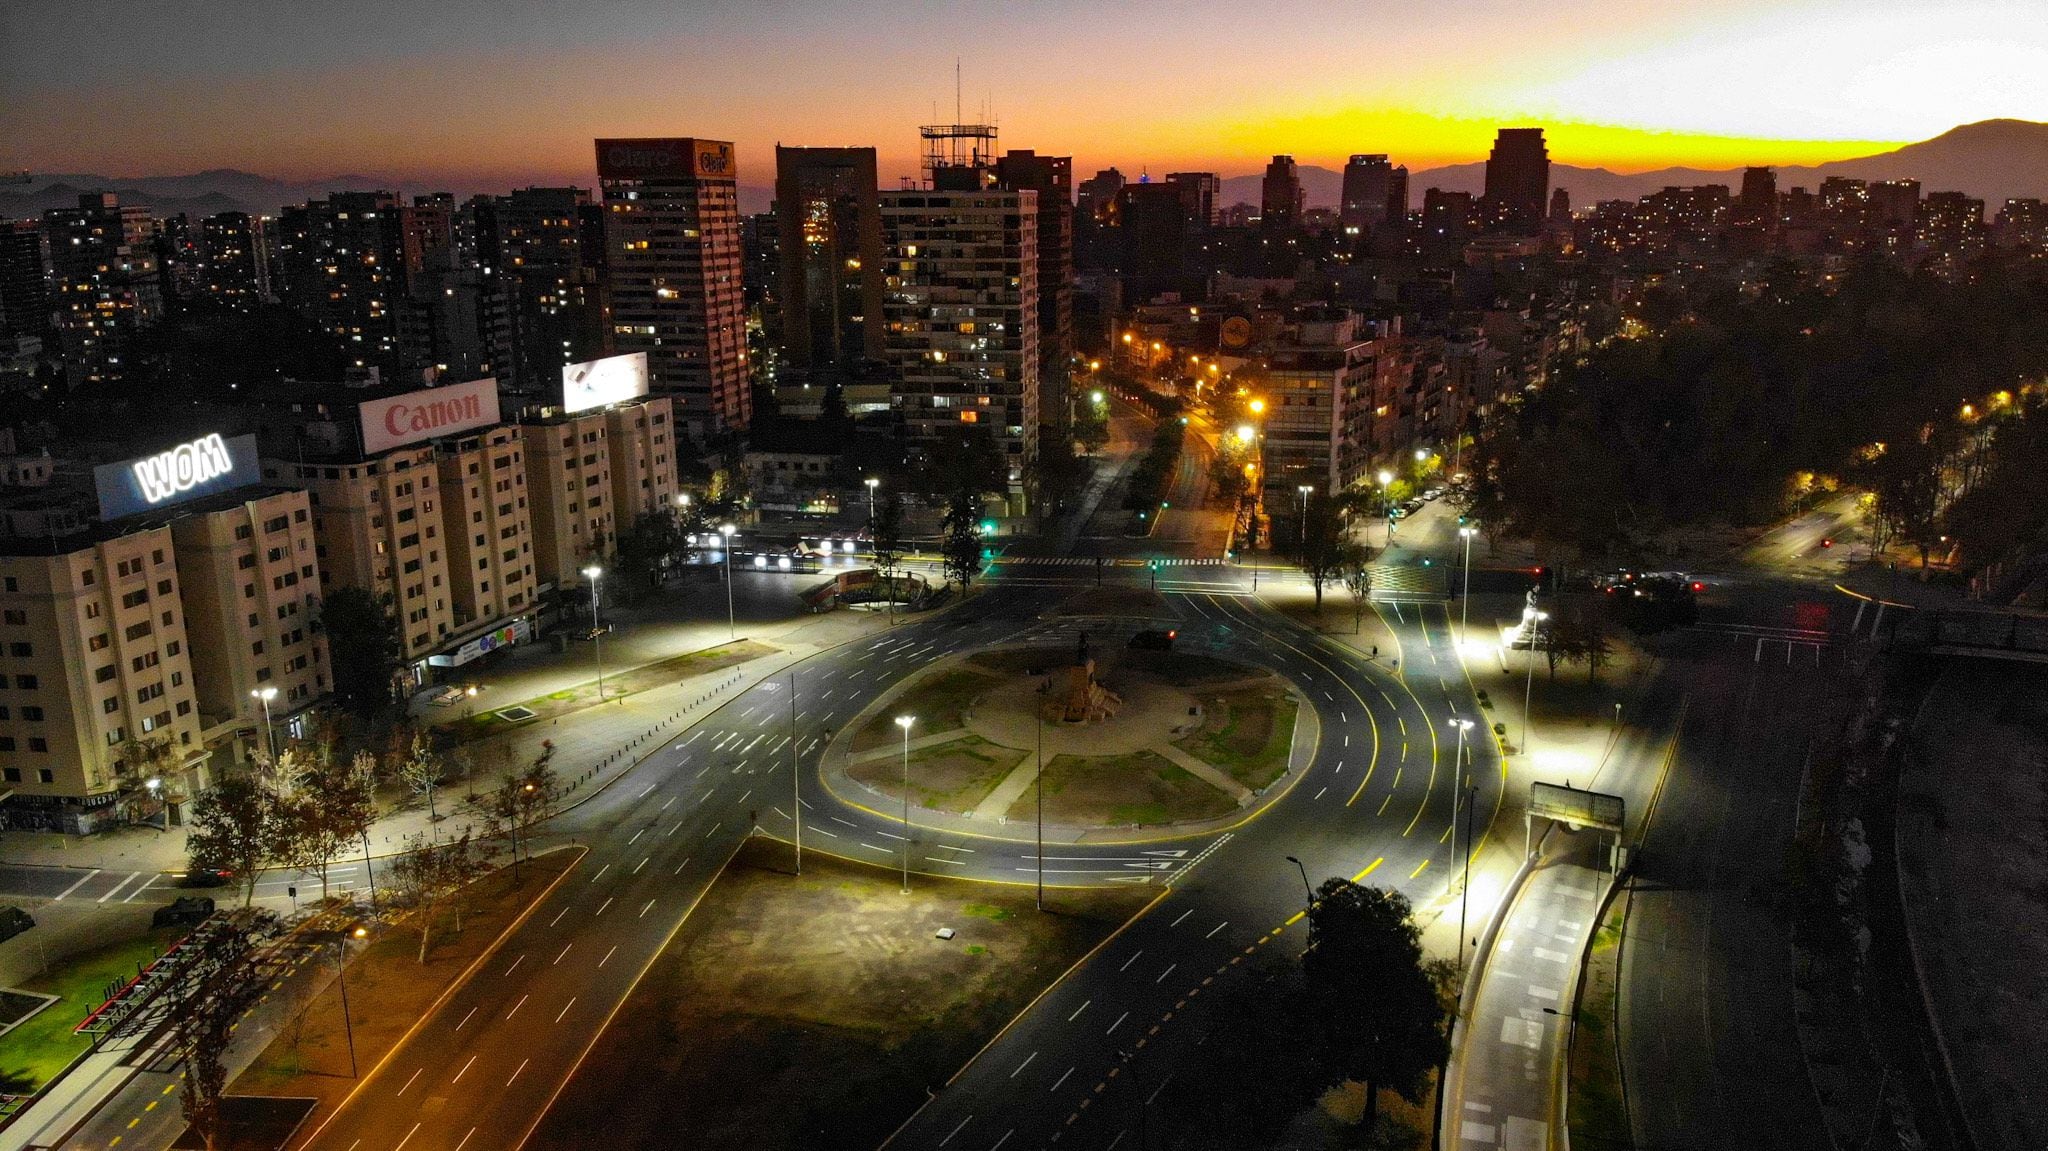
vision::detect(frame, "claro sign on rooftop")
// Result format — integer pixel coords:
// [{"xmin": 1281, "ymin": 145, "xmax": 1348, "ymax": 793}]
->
[
  {"xmin": 358, "ymin": 377, "xmax": 502, "ymax": 454},
  {"xmin": 94, "ymin": 432, "xmax": 261, "ymax": 521}
]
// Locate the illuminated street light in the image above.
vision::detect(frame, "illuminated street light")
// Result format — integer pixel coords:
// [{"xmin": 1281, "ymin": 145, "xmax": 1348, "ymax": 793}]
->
[
  {"xmin": 1235, "ymin": 424, "xmax": 1255, "ymax": 444},
  {"xmin": 720, "ymin": 523, "xmax": 738, "ymax": 641},
  {"xmin": 250, "ymin": 686, "xmax": 278, "ymax": 762},
  {"xmin": 1448, "ymin": 718, "xmax": 1476, "ymax": 972},
  {"xmin": 581, "ymin": 565, "xmax": 606, "ymax": 701},
  {"xmin": 895, "ymin": 715, "xmax": 916, "ymax": 893}
]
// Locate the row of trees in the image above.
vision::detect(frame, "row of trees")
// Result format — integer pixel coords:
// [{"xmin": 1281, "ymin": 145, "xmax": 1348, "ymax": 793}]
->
[
  {"xmin": 1122, "ymin": 420, "xmax": 1186, "ymax": 516},
  {"xmin": 1471, "ymin": 256, "xmax": 2048, "ymax": 568}
]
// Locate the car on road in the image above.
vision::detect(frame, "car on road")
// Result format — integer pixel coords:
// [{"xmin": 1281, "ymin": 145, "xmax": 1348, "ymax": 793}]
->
[
  {"xmin": 0, "ymin": 906, "xmax": 33, "ymax": 944},
  {"xmin": 1129, "ymin": 628, "xmax": 1178, "ymax": 651},
  {"xmin": 176, "ymin": 867, "xmax": 234, "ymax": 888}
]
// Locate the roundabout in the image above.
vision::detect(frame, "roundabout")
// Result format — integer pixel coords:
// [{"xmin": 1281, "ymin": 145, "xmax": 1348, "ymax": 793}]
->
[{"xmin": 825, "ymin": 634, "xmax": 1313, "ymax": 841}]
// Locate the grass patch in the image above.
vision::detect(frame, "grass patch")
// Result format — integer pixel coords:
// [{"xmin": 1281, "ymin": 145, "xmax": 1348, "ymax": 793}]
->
[
  {"xmin": 852, "ymin": 669, "xmax": 996, "ymax": 752},
  {"xmin": 229, "ymin": 849, "xmax": 580, "ymax": 1116},
  {"xmin": 848, "ymin": 735, "xmax": 1022, "ymax": 813},
  {"xmin": 1014, "ymin": 751, "xmax": 1237, "ymax": 827},
  {"xmin": 0, "ymin": 928, "xmax": 183, "ymax": 1094},
  {"xmin": 444, "ymin": 640, "xmax": 777, "ymax": 742},
  {"xmin": 1174, "ymin": 688, "xmax": 1299, "ymax": 790},
  {"xmin": 526, "ymin": 837, "xmax": 1151, "ymax": 1151},
  {"xmin": 961, "ymin": 903, "xmax": 1011, "ymax": 921}
]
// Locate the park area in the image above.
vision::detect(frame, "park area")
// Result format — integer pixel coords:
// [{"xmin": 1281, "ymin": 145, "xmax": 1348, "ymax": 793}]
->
[
  {"xmin": 0, "ymin": 926, "xmax": 183, "ymax": 1095},
  {"xmin": 525, "ymin": 836, "xmax": 1152, "ymax": 1151}
]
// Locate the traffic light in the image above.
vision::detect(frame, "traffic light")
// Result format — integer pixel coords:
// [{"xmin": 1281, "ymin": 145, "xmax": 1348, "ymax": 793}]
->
[
  {"xmin": 1422, "ymin": 558, "xmax": 1433, "ymax": 566},
  {"xmin": 1457, "ymin": 514, "xmax": 1468, "ymax": 525}
]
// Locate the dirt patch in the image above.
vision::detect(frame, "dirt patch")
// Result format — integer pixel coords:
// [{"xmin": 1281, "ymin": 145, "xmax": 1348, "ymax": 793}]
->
[
  {"xmin": 1017, "ymin": 751, "xmax": 1238, "ymax": 827},
  {"xmin": 852, "ymin": 668, "xmax": 994, "ymax": 752},
  {"xmin": 228, "ymin": 849, "xmax": 580, "ymax": 1114},
  {"xmin": 847, "ymin": 736, "xmax": 1025, "ymax": 813},
  {"xmin": 1125, "ymin": 650, "xmax": 1269, "ymax": 688},
  {"xmin": 525, "ymin": 837, "xmax": 1152, "ymax": 1151},
  {"xmin": 966, "ymin": 647, "xmax": 1070, "ymax": 676},
  {"xmin": 1174, "ymin": 687, "xmax": 1298, "ymax": 790}
]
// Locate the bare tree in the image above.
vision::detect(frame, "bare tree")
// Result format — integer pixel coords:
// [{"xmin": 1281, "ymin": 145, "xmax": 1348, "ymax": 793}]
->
[
  {"xmin": 176, "ymin": 916, "xmax": 265, "ymax": 1149},
  {"xmin": 1342, "ymin": 547, "xmax": 1374, "ymax": 635},
  {"xmin": 398, "ymin": 734, "xmax": 444, "ymax": 835},
  {"xmin": 490, "ymin": 755, "xmax": 561, "ymax": 882},
  {"xmin": 388, "ymin": 832, "xmax": 485, "ymax": 963}
]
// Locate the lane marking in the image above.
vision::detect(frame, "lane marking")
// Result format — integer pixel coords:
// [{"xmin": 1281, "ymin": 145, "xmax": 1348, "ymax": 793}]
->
[
  {"xmin": 1205, "ymin": 921, "xmax": 1228, "ymax": 939},
  {"xmin": 452, "ymin": 1055, "xmax": 477, "ymax": 1083},
  {"xmin": 503, "ymin": 955, "xmax": 524, "ymax": 977},
  {"xmin": 395, "ymin": 1066, "xmax": 423, "ymax": 1096},
  {"xmin": 1010, "ymin": 1051, "xmax": 1037, "ymax": 1079},
  {"xmin": 598, "ymin": 945, "xmax": 618, "ymax": 968},
  {"xmin": 555, "ymin": 996, "xmax": 577, "ymax": 1022},
  {"xmin": 1051, "ymin": 1066, "xmax": 1074, "ymax": 1092},
  {"xmin": 1068, "ymin": 999, "xmax": 1090, "ymax": 1022},
  {"xmin": 1107, "ymin": 1010, "xmax": 1129, "ymax": 1034},
  {"xmin": 506, "ymin": 993, "xmax": 528, "ymax": 1020},
  {"xmin": 507, "ymin": 1057, "xmax": 529, "ymax": 1086},
  {"xmin": 454, "ymin": 1005, "xmax": 477, "ymax": 1030}
]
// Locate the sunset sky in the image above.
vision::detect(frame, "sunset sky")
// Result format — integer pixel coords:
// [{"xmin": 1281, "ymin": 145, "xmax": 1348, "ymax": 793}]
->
[{"xmin": 5, "ymin": 0, "xmax": 2045, "ymax": 187}]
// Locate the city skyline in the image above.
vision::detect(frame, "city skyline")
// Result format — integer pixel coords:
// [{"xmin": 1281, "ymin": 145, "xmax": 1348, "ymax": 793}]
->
[{"xmin": 6, "ymin": 0, "xmax": 2046, "ymax": 187}]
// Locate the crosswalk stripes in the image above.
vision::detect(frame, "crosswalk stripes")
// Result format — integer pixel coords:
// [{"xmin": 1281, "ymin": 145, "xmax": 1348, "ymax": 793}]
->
[
  {"xmin": 1367, "ymin": 562, "xmax": 1451, "ymax": 602},
  {"xmin": 993, "ymin": 556, "xmax": 1226, "ymax": 567}
]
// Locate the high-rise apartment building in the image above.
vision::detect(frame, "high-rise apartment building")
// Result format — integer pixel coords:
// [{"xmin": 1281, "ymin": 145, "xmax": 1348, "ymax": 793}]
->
[
  {"xmin": 1995, "ymin": 198, "xmax": 2048, "ymax": 250},
  {"xmin": 1261, "ymin": 156, "xmax": 1306, "ymax": 227},
  {"xmin": 42, "ymin": 193, "xmax": 163, "ymax": 386},
  {"xmin": 0, "ymin": 219, "xmax": 50, "ymax": 341},
  {"xmin": 995, "ymin": 151, "xmax": 1075, "ymax": 399},
  {"xmin": 1869, "ymin": 180, "xmax": 1922, "ymax": 227},
  {"xmin": 473, "ymin": 187, "xmax": 605, "ymax": 397},
  {"xmin": 1916, "ymin": 192, "xmax": 1987, "ymax": 259},
  {"xmin": 1076, "ymin": 169, "xmax": 1126, "ymax": 224},
  {"xmin": 1165, "ymin": 172, "xmax": 1220, "ymax": 230},
  {"xmin": 435, "ymin": 425, "xmax": 536, "ymax": 631},
  {"xmin": 773, "ymin": 146, "xmax": 885, "ymax": 375},
  {"xmin": 594, "ymin": 137, "xmax": 751, "ymax": 440},
  {"xmin": 168, "ymin": 488, "xmax": 327, "ymax": 730},
  {"xmin": 198, "ymin": 211, "xmax": 270, "ymax": 307},
  {"xmin": 1339, "ymin": 155, "xmax": 1406, "ymax": 232},
  {"xmin": 274, "ymin": 191, "xmax": 405, "ymax": 374},
  {"xmin": 879, "ymin": 185, "xmax": 1040, "ymax": 483},
  {"xmin": 1737, "ymin": 167, "xmax": 1778, "ymax": 220},
  {"xmin": 1115, "ymin": 183, "xmax": 1188, "ymax": 305},
  {"xmin": 1482, "ymin": 129, "xmax": 1549, "ymax": 233}
]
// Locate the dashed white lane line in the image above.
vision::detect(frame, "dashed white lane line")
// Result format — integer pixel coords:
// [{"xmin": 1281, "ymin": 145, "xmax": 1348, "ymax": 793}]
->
[
  {"xmin": 452, "ymin": 1055, "xmax": 477, "ymax": 1083},
  {"xmin": 552, "ymin": 943, "xmax": 571, "ymax": 965},
  {"xmin": 1155, "ymin": 962, "xmax": 1177, "ymax": 984},
  {"xmin": 628, "ymin": 829, "xmax": 645, "ymax": 845},
  {"xmin": 555, "ymin": 996, "xmax": 577, "ymax": 1022},
  {"xmin": 1170, "ymin": 909, "xmax": 1193, "ymax": 928},
  {"xmin": 639, "ymin": 899, "xmax": 656, "ymax": 918},
  {"xmin": 1119, "ymin": 950, "xmax": 1143, "ymax": 972},
  {"xmin": 550, "ymin": 906, "xmax": 570, "ymax": 927},
  {"xmin": 395, "ymin": 1066, "xmax": 423, "ymax": 1096},
  {"xmin": 1107, "ymin": 1010, "xmax": 1129, "ymax": 1034},
  {"xmin": 1009, "ymin": 1051, "xmax": 1037, "ymax": 1079},
  {"xmin": 633, "ymin": 857, "xmax": 649, "ymax": 874},
  {"xmin": 989, "ymin": 1129, "xmax": 1014, "ymax": 1150},
  {"xmin": 507, "ymin": 1058, "xmax": 529, "ymax": 1086},
  {"xmin": 590, "ymin": 864, "xmax": 611, "ymax": 884},
  {"xmin": 1068, "ymin": 999, "xmax": 1090, "ymax": 1022},
  {"xmin": 453, "ymin": 1127, "xmax": 477, "ymax": 1151},
  {"xmin": 598, "ymin": 945, "xmax": 618, "ymax": 968},
  {"xmin": 506, "ymin": 994, "xmax": 528, "ymax": 1020},
  {"xmin": 1205, "ymin": 921, "xmax": 1229, "ymax": 939},
  {"xmin": 940, "ymin": 1116, "xmax": 971, "ymax": 1146},
  {"xmin": 454, "ymin": 1005, "xmax": 477, "ymax": 1031},
  {"xmin": 503, "ymin": 954, "xmax": 524, "ymax": 976},
  {"xmin": 703, "ymin": 822, "xmax": 722, "ymax": 839},
  {"xmin": 595, "ymin": 897, "xmax": 613, "ymax": 916},
  {"xmin": 392, "ymin": 1122, "xmax": 422, "ymax": 1151},
  {"xmin": 1050, "ymin": 1065, "xmax": 1074, "ymax": 1092}
]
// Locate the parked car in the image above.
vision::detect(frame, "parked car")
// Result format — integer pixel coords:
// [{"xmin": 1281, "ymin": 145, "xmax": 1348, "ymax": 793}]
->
[
  {"xmin": 176, "ymin": 867, "xmax": 233, "ymax": 888},
  {"xmin": 1402, "ymin": 497, "xmax": 1426, "ymax": 513},
  {"xmin": 152, "ymin": 896, "xmax": 214, "ymax": 929},
  {"xmin": 0, "ymin": 906, "xmax": 33, "ymax": 944},
  {"xmin": 1129, "ymin": 628, "xmax": 1178, "ymax": 651},
  {"xmin": 1422, "ymin": 488, "xmax": 1444, "ymax": 501}
]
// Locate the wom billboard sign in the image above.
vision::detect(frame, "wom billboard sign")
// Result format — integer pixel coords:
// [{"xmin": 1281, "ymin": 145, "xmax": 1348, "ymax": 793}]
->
[
  {"xmin": 359, "ymin": 377, "xmax": 502, "ymax": 454},
  {"xmin": 95, "ymin": 433, "xmax": 261, "ymax": 520}
]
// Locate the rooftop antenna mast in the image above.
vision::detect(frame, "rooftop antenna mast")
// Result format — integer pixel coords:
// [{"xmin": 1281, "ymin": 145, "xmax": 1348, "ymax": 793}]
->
[{"xmin": 921, "ymin": 60, "xmax": 997, "ymax": 186}]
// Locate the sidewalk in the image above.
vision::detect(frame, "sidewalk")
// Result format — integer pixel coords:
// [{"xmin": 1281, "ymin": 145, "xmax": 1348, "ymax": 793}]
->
[{"xmin": 0, "ymin": 583, "xmax": 893, "ymax": 881}]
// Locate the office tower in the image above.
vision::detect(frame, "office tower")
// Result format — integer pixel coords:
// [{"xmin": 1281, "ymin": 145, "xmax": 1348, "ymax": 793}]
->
[
  {"xmin": 198, "ymin": 211, "xmax": 269, "ymax": 307},
  {"xmin": 1386, "ymin": 165, "xmax": 1410, "ymax": 222},
  {"xmin": 1115, "ymin": 183, "xmax": 1188, "ymax": 304},
  {"xmin": 879, "ymin": 185, "xmax": 1040, "ymax": 481},
  {"xmin": 0, "ymin": 219, "xmax": 50, "ymax": 340},
  {"xmin": 42, "ymin": 193, "xmax": 163, "ymax": 386},
  {"xmin": 773, "ymin": 146, "xmax": 884, "ymax": 373},
  {"xmin": 1916, "ymin": 192, "xmax": 1987, "ymax": 258},
  {"xmin": 401, "ymin": 194, "xmax": 456, "ymax": 276},
  {"xmin": 594, "ymin": 137, "xmax": 751, "ymax": 439},
  {"xmin": 1166, "ymin": 172, "xmax": 1220, "ymax": 229},
  {"xmin": 1548, "ymin": 187, "xmax": 1572, "ymax": 223},
  {"xmin": 1261, "ymin": 155, "xmax": 1306, "ymax": 227},
  {"xmin": 1482, "ymin": 128, "xmax": 1550, "ymax": 233},
  {"xmin": 1739, "ymin": 167, "xmax": 1778, "ymax": 214},
  {"xmin": 1076, "ymin": 169, "xmax": 1126, "ymax": 224},
  {"xmin": 996, "ymin": 150, "xmax": 1075, "ymax": 396},
  {"xmin": 473, "ymin": 186, "xmax": 604, "ymax": 395},
  {"xmin": 274, "ymin": 190, "xmax": 404, "ymax": 374},
  {"xmin": 1339, "ymin": 155, "xmax": 1399, "ymax": 231},
  {"xmin": 1869, "ymin": 179, "xmax": 1922, "ymax": 227}
]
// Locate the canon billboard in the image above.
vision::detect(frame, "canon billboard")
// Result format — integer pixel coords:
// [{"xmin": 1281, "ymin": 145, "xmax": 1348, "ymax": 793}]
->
[
  {"xmin": 562, "ymin": 352, "xmax": 649, "ymax": 413},
  {"xmin": 359, "ymin": 377, "xmax": 502, "ymax": 454},
  {"xmin": 594, "ymin": 137, "xmax": 736, "ymax": 182}
]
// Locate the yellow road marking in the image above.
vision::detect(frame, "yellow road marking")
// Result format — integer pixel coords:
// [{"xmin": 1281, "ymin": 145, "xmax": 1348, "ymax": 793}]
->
[
  {"xmin": 1409, "ymin": 859, "xmax": 1432, "ymax": 879},
  {"xmin": 1284, "ymin": 910, "xmax": 1305, "ymax": 925},
  {"xmin": 1352, "ymin": 857, "xmax": 1384, "ymax": 882}
]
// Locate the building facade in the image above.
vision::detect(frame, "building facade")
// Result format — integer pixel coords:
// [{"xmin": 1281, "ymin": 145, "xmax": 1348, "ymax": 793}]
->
[{"xmin": 773, "ymin": 146, "xmax": 885, "ymax": 374}]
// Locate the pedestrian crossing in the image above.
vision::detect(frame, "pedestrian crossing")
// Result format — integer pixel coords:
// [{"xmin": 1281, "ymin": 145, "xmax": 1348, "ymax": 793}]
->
[
  {"xmin": 993, "ymin": 556, "xmax": 1226, "ymax": 567},
  {"xmin": 1367, "ymin": 563, "xmax": 1451, "ymax": 602}
]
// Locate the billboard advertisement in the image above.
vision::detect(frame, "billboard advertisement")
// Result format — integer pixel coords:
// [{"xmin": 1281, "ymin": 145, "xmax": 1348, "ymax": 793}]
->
[
  {"xmin": 595, "ymin": 138, "xmax": 736, "ymax": 182},
  {"xmin": 359, "ymin": 377, "xmax": 501, "ymax": 454},
  {"xmin": 95, "ymin": 432, "xmax": 261, "ymax": 521},
  {"xmin": 562, "ymin": 352, "xmax": 649, "ymax": 413}
]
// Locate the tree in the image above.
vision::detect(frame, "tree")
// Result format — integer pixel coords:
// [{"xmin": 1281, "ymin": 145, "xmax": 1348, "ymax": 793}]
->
[
  {"xmin": 187, "ymin": 772, "xmax": 277, "ymax": 909},
  {"xmin": 319, "ymin": 586, "xmax": 401, "ymax": 717},
  {"xmin": 1547, "ymin": 594, "xmax": 1614, "ymax": 683},
  {"xmin": 491, "ymin": 755, "xmax": 561, "ymax": 881},
  {"xmin": 1155, "ymin": 962, "xmax": 1322, "ymax": 1148},
  {"xmin": 1302, "ymin": 879, "xmax": 1448, "ymax": 1131},
  {"xmin": 271, "ymin": 754, "xmax": 371, "ymax": 906},
  {"xmin": 941, "ymin": 489, "xmax": 985, "ymax": 594},
  {"xmin": 1342, "ymin": 546, "xmax": 1374, "ymax": 634},
  {"xmin": 399, "ymin": 734, "xmax": 444, "ymax": 833},
  {"xmin": 613, "ymin": 510, "xmax": 682, "ymax": 598},
  {"xmin": 388, "ymin": 832, "xmax": 486, "ymax": 963},
  {"xmin": 868, "ymin": 489, "xmax": 905, "ymax": 606},
  {"xmin": 1298, "ymin": 491, "xmax": 1350, "ymax": 610},
  {"xmin": 176, "ymin": 916, "xmax": 266, "ymax": 1151},
  {"xmin": 113, "ymin": 734, "xmax": 184, "ymax": 824}
]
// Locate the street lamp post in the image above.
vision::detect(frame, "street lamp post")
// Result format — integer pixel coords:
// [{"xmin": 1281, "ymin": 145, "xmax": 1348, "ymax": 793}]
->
[
  {"xmin": 580, "ymin": 566, "xmax": 605, "ymax": 701},
  {"xmin": 146, "ymin": 777, "xmax": 166, "ymax": 830},
  {"xmin": 1285, "ymin": 855, "xmax": 1314, "ymax": 911},
  {"xmin": 864, "ymin": 477, "xmax": 879, "ymax": 524},
  {"xmin": 1297, "ymin": 485, "xmax": 1314, "ymax": 565},
  {"xmin": 1522, "ymin": 605, "xmax": 1548, "ymax": 762},
  {"xmin": 719, "ymin": 523, "xmax": 737, "ymax": 641},
  {"xmin": 895, "ymin": 715, "xmax": 915, "ymax": 894},
  {"xmin": 336, "ymin": 925, "xmax": 366, "ymax": 1077},
  {"xmin": 1449, "ymin": 719, "xmax": 1475, "ymax": 972},
  {"xmin": 1378, "ymin": 470, "xmax": 1395, "ymax": 546},
  {"xmin": 1458, "ymin": 526, "xmax": 1477, "ymax": 649},
  {"xmin": 250, "ymin": 687, "xmax": 278, "ymax": 763}
]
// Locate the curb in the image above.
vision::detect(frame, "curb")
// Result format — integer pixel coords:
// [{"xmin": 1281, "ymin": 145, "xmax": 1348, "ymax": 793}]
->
[{"xmin": 1438, "ymin": 837, "xmax": 1543, "ymax": 1147}]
